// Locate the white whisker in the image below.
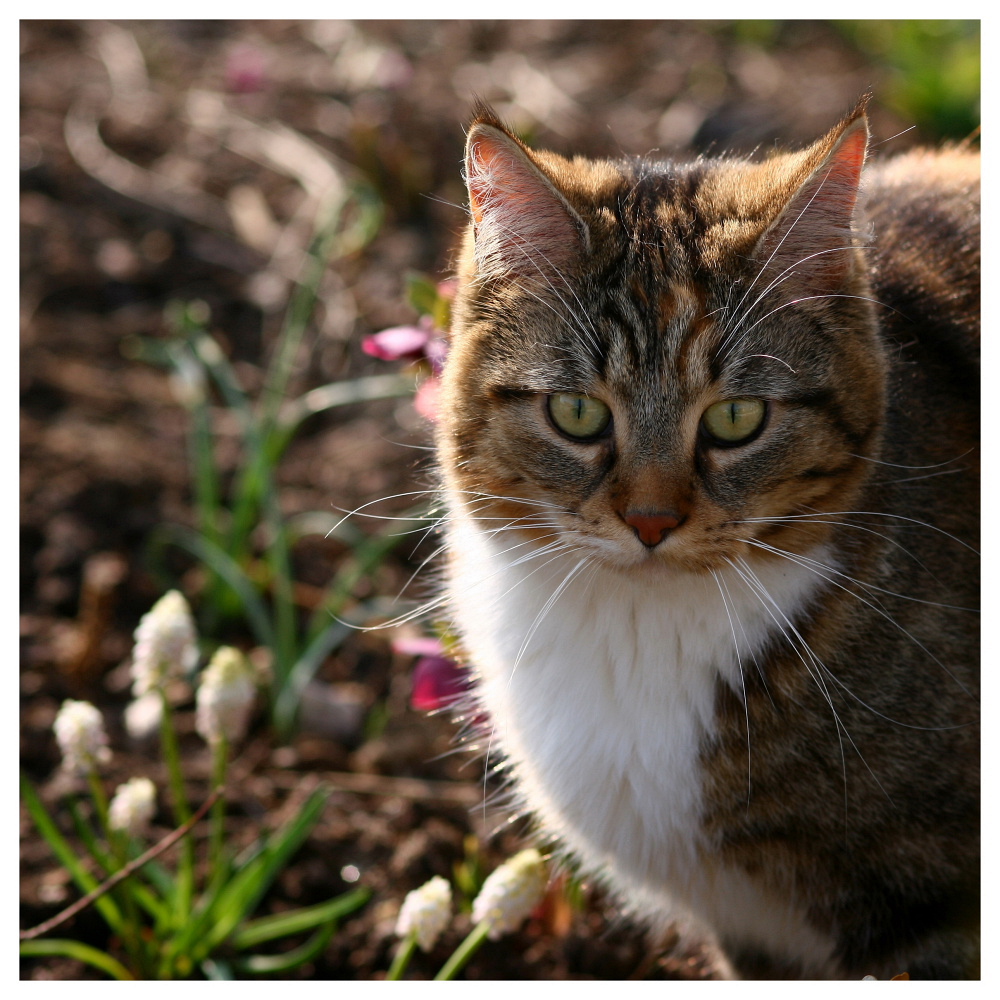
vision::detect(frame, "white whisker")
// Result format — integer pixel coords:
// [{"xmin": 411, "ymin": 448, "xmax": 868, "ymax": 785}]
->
[{"xmin": 744, "ymin": 540, "xmax": 977, "ymax": 706}]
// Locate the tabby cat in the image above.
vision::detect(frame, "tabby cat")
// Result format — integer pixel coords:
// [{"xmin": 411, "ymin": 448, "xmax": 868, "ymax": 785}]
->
[{"xmin": 433, "ymin": 98, "xmax": 979, "ymax": 979}]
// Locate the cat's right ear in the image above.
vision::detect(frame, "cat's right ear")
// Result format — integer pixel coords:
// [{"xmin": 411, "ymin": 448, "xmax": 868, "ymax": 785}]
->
[
  {"xmin": 754, "ymin": 106, "xmax": 869, "ymax": 297},
  {"xmin": 464, "ymin": 119, "xmax": 589, "ymax": 282}
]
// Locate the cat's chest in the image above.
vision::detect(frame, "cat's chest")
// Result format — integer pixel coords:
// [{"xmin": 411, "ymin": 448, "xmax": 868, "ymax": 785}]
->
[{"xmin": 445, "ymin": 512, "xmax": 826, "ymax": 896}]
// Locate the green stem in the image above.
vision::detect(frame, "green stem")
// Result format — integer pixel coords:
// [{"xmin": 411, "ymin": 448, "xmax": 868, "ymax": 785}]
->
[
  {"xmin": 262, "ymin": 478, "xmax": 296, "ymax": 690},
  {"xmin": 86, "ymin": 766, "xmax": 110, "ymax": 836},
  {"xmin": 385, "ymin": 932, "xmax": 418, "ymax": 981},
  {"xmin": 433, "ymin": 919, "xmax": 492, "ymax": 981},
  {"xmin": 209, "ymin": 737, "xmax": 228, "ymax": 873},
  {"xmin": 158, "ymin": 691, "xmax": 193, "ymax": 926}
]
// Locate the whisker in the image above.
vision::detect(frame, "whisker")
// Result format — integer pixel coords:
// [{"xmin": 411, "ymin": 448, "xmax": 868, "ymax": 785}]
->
[
  {"xmin": 744, "ymin": 540, "xmax": 977, "ymax": 705},
  {"xmin": 734, "ymin": 512, "xmax": 933, "ymax": 575},
  {"xmin": 847, "ymin": 448, "xmax": 976, "ymax": 470},
  {"xmin": 726, "ymin": 555, "xmax": 855, "ymax": 816},
  {"xmin": 719, "ymin": 165, "xmax": 842, "ymax": 343},
  {"xmin": 720, "ymin": 244, "xmax": 864, "ymax": 356},
  {"xmin": 734, "ymin": 555, "xmax": 902, "ymax": 813},
  {"xmin": 711, "ymin": 568, "xmax": 752, "ymax": 813},
  {"xmin": 740, "ymin": 510, "xmax": 979, "ymax": 555},
  {"xmin": 878, "ymin": 468, "xmax": 966, "ymax": 486}
]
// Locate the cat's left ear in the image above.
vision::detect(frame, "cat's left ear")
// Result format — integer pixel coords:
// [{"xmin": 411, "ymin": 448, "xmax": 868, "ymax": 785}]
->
[{"xmin": 756, "ymin": 104, "xmax": 869, "ymax": 296}]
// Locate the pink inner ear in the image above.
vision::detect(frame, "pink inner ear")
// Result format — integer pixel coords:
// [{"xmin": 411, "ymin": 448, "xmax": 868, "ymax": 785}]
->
[
  {"xmin": 466, "ymin": 126, "xmax": 584, "ymax": 279},
  {"xmin": 812, "ymin": 125, "xmax": 866, "ymax": 219},
  {"xmin": 759, "ymin": 120, "xmax": 868, "ymax": 295}
]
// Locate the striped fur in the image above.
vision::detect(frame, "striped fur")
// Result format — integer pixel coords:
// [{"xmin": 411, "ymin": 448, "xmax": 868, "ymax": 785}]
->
[{"xmin": 435, "ymin": 102, "xmax": 979, "ymax": 979}]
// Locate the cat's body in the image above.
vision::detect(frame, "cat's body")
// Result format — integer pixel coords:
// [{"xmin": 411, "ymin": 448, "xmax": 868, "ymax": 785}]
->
[{"xmin": 435, "ymin": 101, "xmax": 979, "ymax": 979}]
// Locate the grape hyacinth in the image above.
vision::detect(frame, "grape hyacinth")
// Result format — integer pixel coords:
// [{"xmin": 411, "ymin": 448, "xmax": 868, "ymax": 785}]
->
[
  {"xmin": 195, "ymin": 646, "xmax": 256, "ymax": 745},
  {"xmin": 131, "ymin": 590, "xmax": 199, "ymax": 697},
  {"xmin": 123, "ymin": 691, "xmax": 163, "ymax": 740},
  {"xmin": 108, "ymin": 777, "xmax": 156, "ymax": 836},
  {"xmin": 396, "ymin": 875, "xmax": 453, "ymax": 952},
  {"xmin": 471, "ymin": 848, "xmax": 547, "ymax": 940},
  {"xmin": 53, "ymin": 699, "xmax": 111, "ymax": 776}
]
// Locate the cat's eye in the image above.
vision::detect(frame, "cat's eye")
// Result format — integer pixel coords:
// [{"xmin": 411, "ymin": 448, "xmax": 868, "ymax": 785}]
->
[
  {"xmin": 547, "ymin": 393, "xmax": 612, "ymax": 440},
  {"xmin": 700, "ymin": 399, "xmax": 767, "ymax": 446}
]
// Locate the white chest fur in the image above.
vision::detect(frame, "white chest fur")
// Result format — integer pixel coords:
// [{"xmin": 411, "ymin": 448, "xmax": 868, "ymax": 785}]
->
[{"xmin": 445, "ymin": 507, "xmax": 838, "ymax": 969}]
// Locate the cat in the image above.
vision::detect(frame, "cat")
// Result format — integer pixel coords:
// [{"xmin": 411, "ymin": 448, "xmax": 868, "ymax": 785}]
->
[{"xmin": 432, "ymin": 98, "xmax": 979, "ymax": 979}]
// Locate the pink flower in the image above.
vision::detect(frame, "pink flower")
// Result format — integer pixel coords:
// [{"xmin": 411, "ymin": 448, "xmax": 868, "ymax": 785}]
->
[
  {"xmin": 225, "ymin": 44, "xmax": 268, "ymax": 94},
  {"xmin": 362, "ymin": 324, "xmax": 433, "ymax": 362},
  {"xmin": 392, "ymin": 637, "xmax": 444, "ymax": 658},
  {"xmin": 436, "ymin": 279, "xmax": 458, "ymax": 300},
  {"xmin": 393, "ymin": 637, "xmax": 470, "ymax": 712},
  {"xmin": 364, "ymin": 275, "xmax": 454, "ymax": 423},
  {"xmin": 413, "ymin": 376, "xmax": 441, "ymax": 421},
  {"xmin": 422, "ymin": 335, "xmax": 448, "ymax": 374},
  {"xmin": 363, "ymin": 317, "xmax": 448, "ymax": 422}
]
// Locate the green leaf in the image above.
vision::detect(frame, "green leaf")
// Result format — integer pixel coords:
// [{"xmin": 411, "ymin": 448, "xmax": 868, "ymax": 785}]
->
[
  {"xmin": 65, "ymin": 796, "xmax": 115, "ymax": 875},
  {"xmin": 232, "ymin": 920, "xmax": 337, "ymax": 976},
  {"xmin": 137, "ymin": 858, "xmax": 175, "ymax": 898},
  {"xmin": 76, "ymin": 846, "xmax": 170, "ymax": 932},
  {"xmin": 277, "ymin": 372, "xmax": 415, "ymax": 443},
  {"xmin": 189, "ymin": 329, "xmax": 251, "ymax": 420},
  {"xmin": 160, "ymin": 847, "xmax": 236, "ymax": 968},
  {"xmin": 192, "ymin": 787, "xmax": 330, "ymax": 958},
  {"xmin": 337, "ymin": 178, "xmax": 384, "ymax": 257},
  {"xmin": 405, "ymin": 271, "xmax": 440, "ymax": 318},
  {"xmin": 231, "ymin": 887, "xmax": 370, "ymax": 950},
  {"xmin": 19, "ymin": 773, "xmax": 124, "ymax": 934},
  {"xmin": 148, "ymin": 524, "xmax": 277, "ymax": 650},
  {"xmin": 20, "ymin": 938, "xmax": 135, "ymax": 981},
  {"xmin": 272, "ymin": 618, "xmax": 354, "ymax": 738}
]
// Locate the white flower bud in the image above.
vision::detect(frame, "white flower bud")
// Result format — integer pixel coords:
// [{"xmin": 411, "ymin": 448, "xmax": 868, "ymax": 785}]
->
[
  {"xmin": 108, "ymin": 777, "xmax": 156, "ymax": 836},
  {"xmin": 471, "ymin": 849, "xmax": 547, "ymax": 940},
  {"xmin": 196, "ymin": 646, "xmax": 256, "ymax": 745},
  {"xmin": 395, "ymin": 875, "xmax": 452, "ymax": 952},
  {"xmin": 131, "ymin": 590, "xmax": 199, "ymax": 697},
  {"xmin": 123, "ymin": 691, "xmax": 164, "ymax": 740},
  {"xmin": 53, "ymin": 699, "xmax": 111, "ymax": 776}
]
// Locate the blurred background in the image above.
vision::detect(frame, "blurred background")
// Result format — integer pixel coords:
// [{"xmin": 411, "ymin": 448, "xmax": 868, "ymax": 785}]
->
[{"xmin": 20, "ymin": 20, "xmax": 979, "ymax": 980}]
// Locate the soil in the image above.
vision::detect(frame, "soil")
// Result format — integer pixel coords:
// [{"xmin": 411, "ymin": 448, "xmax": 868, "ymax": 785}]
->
[{"xmin": 20, "ymin": 20, "xmax": 944, "ymax": 980}]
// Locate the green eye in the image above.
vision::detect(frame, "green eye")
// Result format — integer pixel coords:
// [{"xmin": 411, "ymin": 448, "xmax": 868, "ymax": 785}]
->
[
  {"xmin": 547, "ymin": 393, "xmax": 612, "ymax": 440},
  {"xmin": 701, "ymin": 399, "xmax": 767, "ymax": 445}
]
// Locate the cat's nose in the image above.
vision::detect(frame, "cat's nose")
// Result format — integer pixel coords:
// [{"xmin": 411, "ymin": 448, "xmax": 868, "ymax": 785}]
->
[{"xmin": 623, "ymin": 511, "xmax": 684, "ymax": 547}]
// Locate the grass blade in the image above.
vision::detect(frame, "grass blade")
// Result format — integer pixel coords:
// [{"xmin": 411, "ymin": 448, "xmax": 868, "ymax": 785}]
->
[
  {"xmin": 20, "ymin": 939, "xmax": 135, "ymax": 980},
  {"xmin": 20, "ymin": 773, "xmax": 124, "ymax": 934},
  {"xmin": 148, "ymin": 524, "xmax": 277, "ymax": 650},
  {"xmin": 193, "ymin": 786, "xmax": 330, "ymax": 958},
  {"xmin": 272, "ymin": 617, "xmax": 354, "ymax": 738},
  {"xmin": 231, "ymin": 887, "xmax": 370, "ymax": 950},
  {"xmin": 232, "ymin": 920, "xmax": 337, "ymax": 976},
  {"xmin": 276, "ymin": 372, "xmax": 415, "ymax": 443}
]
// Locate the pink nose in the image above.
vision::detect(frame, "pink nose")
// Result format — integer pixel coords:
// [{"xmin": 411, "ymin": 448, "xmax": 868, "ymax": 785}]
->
[{"xmin": 624, "ymin": 511, "xmax": 683, "ymax": 548}]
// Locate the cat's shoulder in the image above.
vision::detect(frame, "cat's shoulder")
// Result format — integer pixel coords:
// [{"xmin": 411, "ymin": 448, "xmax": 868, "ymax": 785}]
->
[
  {"xmin": 863, "ymin": 143, "xmax": 979, "ymax": 358},
  {"xmin": 863, "ymin": 143, "xmax": 980, "ymax": 215}
]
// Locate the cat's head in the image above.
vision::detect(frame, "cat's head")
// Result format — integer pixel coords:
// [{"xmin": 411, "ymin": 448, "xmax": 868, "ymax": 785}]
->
[{"xmin": 437, "ymin": 102, "xmax": 887, "ymax": 573}]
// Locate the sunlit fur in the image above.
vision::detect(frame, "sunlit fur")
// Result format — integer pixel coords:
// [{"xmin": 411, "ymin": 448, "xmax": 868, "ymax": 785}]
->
[{"xmin": 435, "ymin": 101, "xmax": 979, "ymax": 979}]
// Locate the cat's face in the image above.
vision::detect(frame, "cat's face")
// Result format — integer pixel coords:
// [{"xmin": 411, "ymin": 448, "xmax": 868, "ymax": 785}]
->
[{"xmin": 438, "ymin": 105, "xmax": 886, "ymax": 575}]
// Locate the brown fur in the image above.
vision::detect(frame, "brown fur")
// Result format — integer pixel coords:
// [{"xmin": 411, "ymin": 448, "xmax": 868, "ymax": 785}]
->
[{"xmin": 436, "ymin": 102, "xmax": 979, "ymax": 979}]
